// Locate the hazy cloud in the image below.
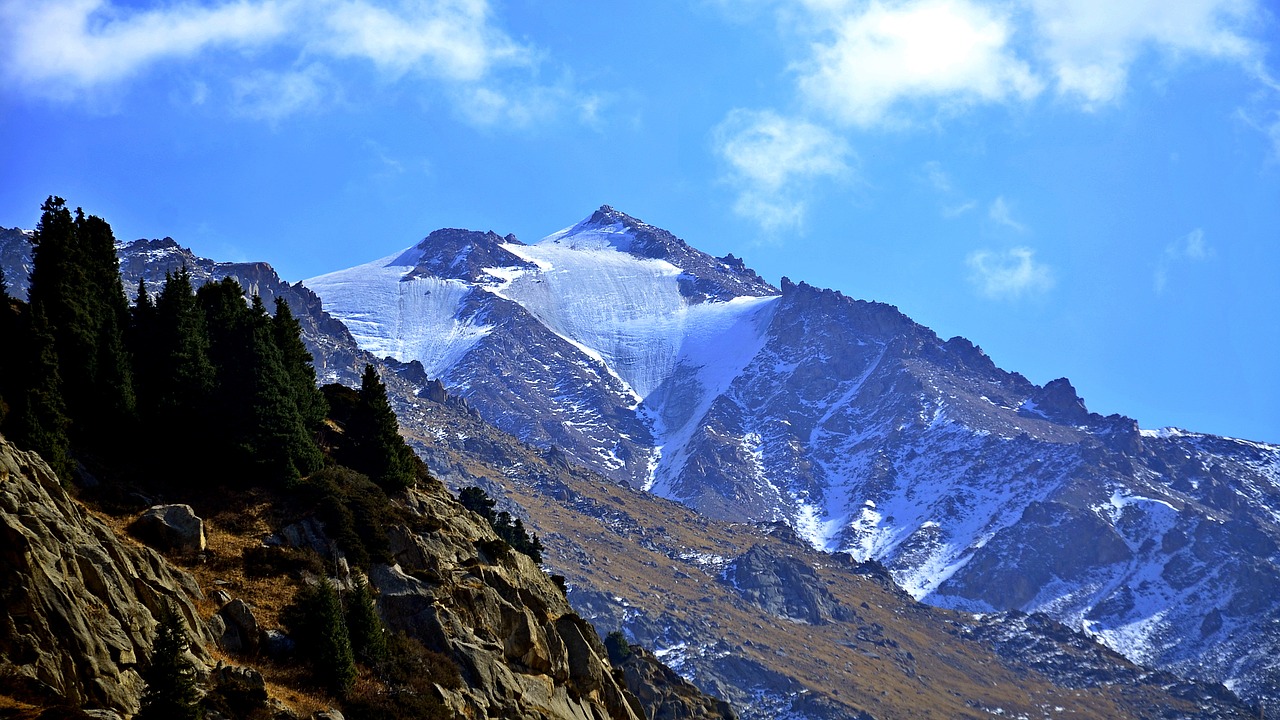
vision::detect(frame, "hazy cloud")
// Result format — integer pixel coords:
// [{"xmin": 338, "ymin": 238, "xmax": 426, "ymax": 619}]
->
[
  {"xmin": 796, "ymin": 0, "xmax": 1042, "ymax": 127},
  {"xmin": 715, "ymin": 108, "xmax": 852, "ymax": 232},
  {"xmin": 1028, "ymin": 0, "xmax": 1262, "ymax": 106},
  {"xmin": 1155, "ymin": 227, "xmax": 1212, "ymax": 293},
  {"xmin": 0, "ymin": 0, "xmax": 589, "ymax": 127},
  {"xmin": 967, "ymin": 247, "xmax": 1054, "ymax": 298},
  {"xmin": 988, "ymin": 196, "xmax": 1026, "ymax": 232},
  {"xmin": 232, "ymin": 64, "xmax": 334, "ymax": 122}
]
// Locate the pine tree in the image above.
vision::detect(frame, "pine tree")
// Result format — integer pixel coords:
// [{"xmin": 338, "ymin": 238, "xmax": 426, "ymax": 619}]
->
[
  {"xmin": 26, "ymin": 198, "xmax": 135, "ymax": 452},
  {"xmin": 242, "ymin": 295, "xmax": 323, "ymax": 484},
  {"xmin": 137, "ymin": 604, "xmax": 201, "ymax": 720},
  {"xmin": 345, "ymin": 576, "xmax": 387, "ymax": 665},
  {"xmin": 284, "ymin": 581, "xmax": 356, "ymax": 696},
  {"xmin": 272, "ymin": 297, "xmax": 327, "ymax": 433},
  {"xmin": 145, "ymin": 268, "xmax": 217, "ymax": 476},
  {"xmin": 347, "ymin": 365, "xmax": 416, "ymax": 492},
  {"xmin": 4, "ymin": 305, "xmax": 74, "ymax": 481}
]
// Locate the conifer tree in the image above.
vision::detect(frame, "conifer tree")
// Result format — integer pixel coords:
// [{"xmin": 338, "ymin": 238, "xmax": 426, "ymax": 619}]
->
[
  {"xmin": 147, "ymin": 268, "xmax": 216, "ymax": 473},
  {"xmin": 137, "ymin": 604, "xmax": 201, "ymax": 720},
  {"xmin": 4, "ymin": 305, "xmax": 74, "ymax": 481},
  {"xmin": 347, "ymin": 365, "xmax": 416, "ymax": 492},
  {"xmin": 285, "ymin": 582, "xmax": 356, "ymax": 696},
  {"xmin": 345, "ymin": 576, "xmax": 387, "ymax": 665},
  {"xmin": 240, "ymin": 295, "xmax": 323, "ymax": 484},
  {"xmin": 272, "ymin": 297, "xmax": 327, "ymax": 433},
  {"xmin": 26, "ymin": 198, "xmax": 135, "ymax": 451}
]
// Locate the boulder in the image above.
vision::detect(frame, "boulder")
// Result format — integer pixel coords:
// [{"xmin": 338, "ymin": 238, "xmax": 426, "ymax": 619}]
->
[
  {"xmin": 217, "ymin": 599, "xmax": 262, "ymax": 655},
  {"xmin": 131, "ymin": 504, "xmax": 206, "ymax": 554}
]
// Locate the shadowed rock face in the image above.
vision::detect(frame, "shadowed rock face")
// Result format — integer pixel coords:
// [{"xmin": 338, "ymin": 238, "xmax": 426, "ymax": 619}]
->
[
  {"xmin": 720, "ymin": 544, "xmax": 850, "ymax": 625},
  {"xmin": 0, "ymin": 433, "xmax": 210, "ymax": 716}
]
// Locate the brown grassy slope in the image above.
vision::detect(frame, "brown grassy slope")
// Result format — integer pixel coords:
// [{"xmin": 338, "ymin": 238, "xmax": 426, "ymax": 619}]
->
[{"xmin": 391, "ymin": 384, "xmax": 1247, "ymax": 720}]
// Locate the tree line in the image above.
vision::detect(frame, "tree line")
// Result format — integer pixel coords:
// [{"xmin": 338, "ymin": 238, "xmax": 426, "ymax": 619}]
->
[{"xmin": 0, "ymin": 196, "xmax": 415, "ymax": 495}]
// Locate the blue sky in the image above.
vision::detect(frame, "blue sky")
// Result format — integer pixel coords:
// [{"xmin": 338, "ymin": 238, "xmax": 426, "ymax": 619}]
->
[{"xmin": 1, "ymin": 0, "xmax": 1278, "ymax": 443}]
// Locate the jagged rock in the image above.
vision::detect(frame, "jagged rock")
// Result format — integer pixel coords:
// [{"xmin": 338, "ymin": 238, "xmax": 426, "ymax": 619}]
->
[
  {"xmin": 131, "ymin": 503, "xmax": 207, "ymax": 554},
  {"xmin": 0, "ymin": 433, "xmax": 210, "ymax": 715},
  {"xmin": 721, "ymin": 544, "xmax": 849, "ymax": 625},
  {"xmin": 615, "ymin": 644, "xmax": 738, "ymax": 720},
  {"xmin": 312, "ymin": 710, "xmax": 344, "ymax": 720},
  {"xmin": 217, "ymin": 599, "xmax": 261, "ymax": 655},
  {"xmin": 211, "ymin": 588, "xmax": 232, "ymax": 606}
]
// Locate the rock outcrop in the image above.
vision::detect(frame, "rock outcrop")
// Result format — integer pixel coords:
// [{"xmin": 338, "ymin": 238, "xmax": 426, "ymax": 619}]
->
[
  {"xmin": 0, "ymin": 433, "xmax": 210, "ymax": 715},
  {"xmin": 130, "ymin": 504, "xmax": 207, "ymax": 554}
]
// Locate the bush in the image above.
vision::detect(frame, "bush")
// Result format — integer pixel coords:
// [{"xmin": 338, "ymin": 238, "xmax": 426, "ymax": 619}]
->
[
  {"xmin": 282, "ymin": 581, "xmax": 355, "ymax": 696},
  {"xmin": 604, "ymin": 631, "xmax": 632, "ymax": 665},
  {"xmin": 242, "ymin": 545, "xmax": 324, "ymax": 578}
]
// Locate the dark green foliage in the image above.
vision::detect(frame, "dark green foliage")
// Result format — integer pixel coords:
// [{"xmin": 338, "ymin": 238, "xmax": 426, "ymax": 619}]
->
[
  {"xmin": 192, "ymin": 281, "xmax": 322, "ymax": 486},
  {"xmin": 458, "ymin": 486, "xmax": 544, "ymax": 564},
  {"xmin": 26, "ymin": 198, "xmax": 135, "ymax": 452},
  {"xmin": 346, "ymin": 576, "xmax": 388, "ymax": 665},
  {"xmin": 343, "ymin": 633, "xmax": 459, "ymax": 720},
  {"xmin": 142, "ymin": 268, "xmax": 217, "ymax": 475},
  {"xmin": 283, "ymin": 581, "xmax": 356, "ymax": 696},
  {"xmin": 305, "ymin": 466, "xmax": 393, "ymax": 569},
  {"xmin": 137, "ymin": 604, "xmax": 201, "ymax": 720},
  {"xmin": 345, "ymin": 365, "xmax": 418, "ymax": 492},
  {"xmin": 242, "ymin": 545, "xmax": 324, "ymax": 579},
  {"xmin": 272, "ymin": 297, "xmax": 327, "ymax": 433},
  {"xmin": 3, "ymin": 306, "xmax": 74, "ymax": 480},
  {"xmin": 604, "ymin": 631, "xmax": 632, "ymax": 665}
]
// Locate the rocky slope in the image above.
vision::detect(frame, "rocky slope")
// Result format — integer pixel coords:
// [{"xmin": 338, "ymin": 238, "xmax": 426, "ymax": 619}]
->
[
  {"xmin": 383, "ymin": 372, "xmax": 1257, "ymax": 720},
  {"xmin": 0, "ymin": 432, "xmax": 211, "ymax": 716}
]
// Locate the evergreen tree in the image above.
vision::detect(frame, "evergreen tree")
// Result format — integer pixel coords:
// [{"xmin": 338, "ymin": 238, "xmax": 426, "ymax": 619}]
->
[
  {"xmin": 272, "ymin": 297, "xmax": 327, "ymax": 433},
  {"xmin": 284, "ymin": 581, "xmax": 356, "ymax": 696},
  {"xmin": 242, "ymin": 295, "xmax": 323, "ymax": 484},
  {"xmin": 4, "ymin": 305, "xmax": 74, "ymax": 481},
  {"xmin": 146, "ymin": 268, "xmax": 217, "ymax": 475},
  {"xmin": 137, "ymin": 604, "xmax": 201, "ymax": 720},
  {"xmin": 347, "ymin": 365, "xmax": 416, "ymax": 492},
  {"xmin": 345, "ymin": 576, "xmax": 387, "ymax": 665},
  {"xmin": 26, "ymin": 198, "xmax": 135, "ymax": 451}
]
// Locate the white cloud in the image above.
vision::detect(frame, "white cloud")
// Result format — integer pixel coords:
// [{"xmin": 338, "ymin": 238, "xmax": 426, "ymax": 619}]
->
[
  {"xmin": 0, "ymin": 0, "xmax": 589, "ymax": 128},
  {"xmin": 1154, "ymin": 227, "xmax": 1212, "ymax": 293},
  {"xmin": 967, "ymin": 246, "xmax": 1053, "ymax": 298},
  {"xmin": 0, "ymin": 0, "xmax": 289, "ymax": 91},
  {"xmin": 318, "ymin": 0, "xmax": 529, "ymax": 81},
  {"xmin": 232, "ymin": 64, "xmax": 333, "ymax": 122},
  {"xmin": 796, "ymin": 0, "xmax": 1043, "ymax": 127},
  {"xmin": 714, "ymin": 108, "xmax": 852, "ymax": 232},
  {"xmin": 1028, "ymin": 0, "xmax": 1262, "ymax": 105},
  {"xmin": 988, "ymin": 195, "xmax": 1026, "ymax": 231}
]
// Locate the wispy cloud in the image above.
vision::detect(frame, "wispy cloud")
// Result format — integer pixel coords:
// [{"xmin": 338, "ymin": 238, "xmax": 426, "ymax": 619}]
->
[
  {"xmin": 796, "ymin": 0, "xmax": 1042, "ymax": 127},
  {"xmin": 1027, "ymin": 0, "xmax": 1263, "ymax": 106},
  {"xmin": 921, "ymin": 160, "xmax": 981, "ymax": 218},
  {"xmin": 0, "ymin": 0, "xmax": 590, "ymax": 127},
  {"xmin": 1155, "ymin": 227, "xmax": 1212, "ymax": 294},
  {"xmin": 987, "ymin": 196, "xmax": 1026, "ymax": 232},
  {"xmin": 967, "ymin": 247, "xmax": 1054, "ymax": 299},
  {"xmin": 714, "ymin": 109, "xmax": 852, "ymax": 232}
]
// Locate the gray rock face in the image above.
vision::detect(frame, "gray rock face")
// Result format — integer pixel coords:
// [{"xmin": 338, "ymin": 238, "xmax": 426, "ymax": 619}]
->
[
  {"xmin": 0, "ymin": 432, "xmax": 210, "ymax": 715},
  {"xmin": 131, "ymin": 504, "xmax": 207, "ymax": 554},
  {"xmin": 216, "ymin": 599, "xmax": 261, "ymax": 655},
  {"xmin": 720, "ymin": 544, "xmax": 850, "ymax": 625}
]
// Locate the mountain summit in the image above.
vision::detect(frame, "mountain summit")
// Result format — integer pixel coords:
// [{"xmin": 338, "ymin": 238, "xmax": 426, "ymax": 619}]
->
[{"xmin": 302, "ymin": 208, "xmax": 1280, "ymax": 706}]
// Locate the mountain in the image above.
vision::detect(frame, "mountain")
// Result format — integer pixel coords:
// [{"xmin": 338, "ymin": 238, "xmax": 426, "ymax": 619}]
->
[{"xmin": 298, "ymin": 206, "xmax": 1280, "ymax": 706}]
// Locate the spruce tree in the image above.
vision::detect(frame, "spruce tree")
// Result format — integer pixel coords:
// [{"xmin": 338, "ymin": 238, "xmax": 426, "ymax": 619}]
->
[
  {"xmin": 345, "ymin": 576, "xmax": 387, "ymax": 665},
  {"xmin": 146, "ymin": 268, "xmax": 216, "ymax": 475},
  {"xmin": 285, "ymin": 581, "xmax": 356, "ymax": 696},
  {"xmin": 240, "ymin": 295, "xmax": 323, "ymax": 484},
  {"xmin": 137, "ymin": 604, "xmax": 201, "ymax": 720},
  {"xmin": 26, "ymin": 198, "xmax": 135, "ymax": 452},
  {"xmin": 272, "ymin": 297, "xmax": 327, "ymax": 433},
  {"xmin": 4, "ymin": 306, "xmax": 74, "ymax": 481},
  {"xmin": 347, "ymin": 365, "xmax": 416, "ymax": 492}
]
